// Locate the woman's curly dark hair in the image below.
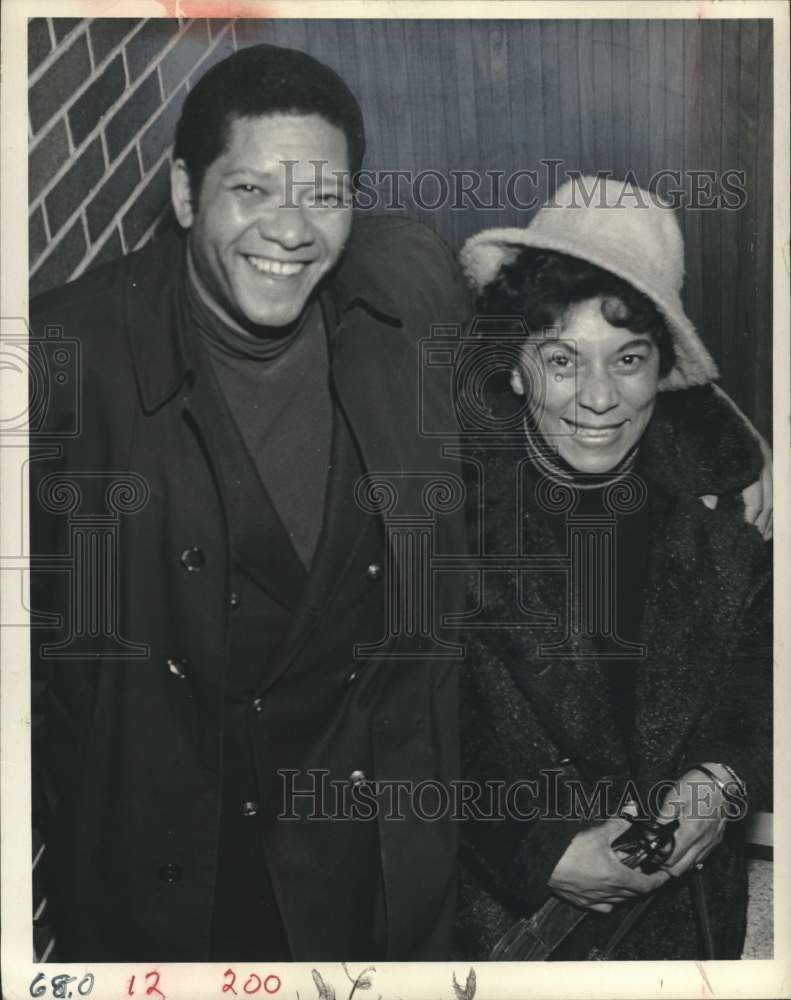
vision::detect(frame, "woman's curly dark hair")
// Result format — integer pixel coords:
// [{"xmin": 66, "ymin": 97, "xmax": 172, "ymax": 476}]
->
[{"xmin": 479, "ymin": 248, "xmax": 675, "ymax": 376}]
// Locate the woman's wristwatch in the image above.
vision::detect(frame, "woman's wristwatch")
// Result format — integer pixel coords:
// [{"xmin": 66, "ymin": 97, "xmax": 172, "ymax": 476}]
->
[{"xmin": 687, "ymin": 763, "xmax": 749, "ymax": 817}]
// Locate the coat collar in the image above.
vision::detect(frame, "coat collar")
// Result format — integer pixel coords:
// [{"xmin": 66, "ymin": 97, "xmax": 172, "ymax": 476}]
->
[
  {"xmin": 123, "ymin": 229, "xmax": 196, "ymax": 414},
  {"xmin": 123, "ymin": 225, "xmax": 405, "ymax": 416},
  {"xmin": 327, "ymin": 250, "xmax": 404, "ymax": 329},
  {"xmin": 481, "ymin": 380, "xmax": 761, "ymax": 500},
  {"xmin": 638, "ymin": 387, "xmax": 761, "ymax": 497}
]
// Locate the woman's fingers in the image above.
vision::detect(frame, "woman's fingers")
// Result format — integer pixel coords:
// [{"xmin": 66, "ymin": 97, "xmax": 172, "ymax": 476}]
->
[
  {"xmin": 662, "ymin": 848, "xmax": 698, "ymax": 877},
  {"xmin": 661, "ymin": 830, "xmax": 701, "ymax": 872},
  {"xmin": 661, "ymin": 821, "xmax": 724, "ymax": 876},
  {"xmin": 549, "ymin": 819, "xmax": 671, "ymax": 914},
  {"xmin": 557, "ymin": 887, "xmax": 635, "ymax": 909},
  {"xmin": 616, "ymin": 865, "xmax": 671, "ymax": 896},
  {"xmin": 663, "ymin": 841, "xmax": 716, "ymax": 877}
]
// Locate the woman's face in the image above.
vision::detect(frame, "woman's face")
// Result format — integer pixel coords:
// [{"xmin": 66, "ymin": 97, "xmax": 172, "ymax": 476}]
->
[{"xmin": 512, "ymin": 296, "xmax": 661, "ymax": 474}]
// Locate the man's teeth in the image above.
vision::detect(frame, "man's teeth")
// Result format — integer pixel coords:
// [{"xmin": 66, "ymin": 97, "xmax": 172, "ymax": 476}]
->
[{"xmin": 247, "ymin": 256, "xmax": 306, "ymax": 276}]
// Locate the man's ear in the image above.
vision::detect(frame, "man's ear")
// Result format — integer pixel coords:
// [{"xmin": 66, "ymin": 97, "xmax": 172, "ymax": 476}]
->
[
  {"xmin": 171, "ymin": 159, "xmax": 195, "ymax": 229},
  {"xmin": 510, "ymin": 367, "xmax": 526, "ymax": 396}
]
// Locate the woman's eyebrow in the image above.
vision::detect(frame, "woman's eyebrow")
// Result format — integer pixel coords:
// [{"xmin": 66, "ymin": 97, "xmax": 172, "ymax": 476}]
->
[
  {"xmin": 537, "ymin": 338, "xmax": 577, "ymax": 354},
  {"xmin": 616, "ymin": 336, "xmax": 655, "ymax": 351}
]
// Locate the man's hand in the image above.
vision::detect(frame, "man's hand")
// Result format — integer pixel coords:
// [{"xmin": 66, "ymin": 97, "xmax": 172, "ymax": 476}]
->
[
  {"xmin": 547, "ymin": 818, "xmax": 671, "ymax": 913},
  {"xmin": 741, "ymin": 434, "xmax": 773, "ymax": 540},
  {"xmin": 656, "ymin": 767, "xmax": 728, "ymax": 877},
  {"xmin": 710, "ymin": 383, "xmax": 773, "ymax": 540}
]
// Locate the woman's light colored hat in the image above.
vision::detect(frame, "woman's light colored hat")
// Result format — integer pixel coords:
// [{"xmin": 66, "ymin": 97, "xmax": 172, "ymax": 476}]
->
[{"xmin": 459, "ymin": 175, "xmax": 719, "ymax": 391}]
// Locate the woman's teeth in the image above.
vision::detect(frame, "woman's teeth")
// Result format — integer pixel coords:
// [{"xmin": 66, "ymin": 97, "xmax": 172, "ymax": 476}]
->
[
  {"xmin": 575, "ymin": 426, "xmax": 619, "ymax": 439},
  {"xmin": 563, "ymin": 419, "xmax": 625, "ymax": 441}
]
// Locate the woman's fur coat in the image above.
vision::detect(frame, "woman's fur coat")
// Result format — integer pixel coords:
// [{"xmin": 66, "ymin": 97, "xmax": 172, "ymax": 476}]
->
[{"xmin": 456, "ymin": 385, "xmax": 772, "ymax": 960}]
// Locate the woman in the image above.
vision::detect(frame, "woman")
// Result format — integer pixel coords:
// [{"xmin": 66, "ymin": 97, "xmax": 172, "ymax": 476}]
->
[{"xmin": 455, "ymin": 177, "xmax": 772, "ymax": 960}]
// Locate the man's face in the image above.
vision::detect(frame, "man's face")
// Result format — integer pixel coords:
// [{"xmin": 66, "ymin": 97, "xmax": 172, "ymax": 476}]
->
[{"xmin": 173, "ymin": 113, "xmax": 353, "ymax": 330}]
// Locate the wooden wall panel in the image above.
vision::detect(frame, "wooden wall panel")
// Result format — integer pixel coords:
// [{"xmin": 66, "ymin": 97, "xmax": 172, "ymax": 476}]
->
[
  {"xmin": 120, "ymin": 18, "xmax": 780, "ymax": 434},
  {"xmin": 217, "ymin": 18, "xmax": 779, "ymax": 435}
]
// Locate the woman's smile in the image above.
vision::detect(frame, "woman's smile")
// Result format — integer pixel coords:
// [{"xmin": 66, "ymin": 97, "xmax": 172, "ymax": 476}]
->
[
  {"xmin": 560, "ymin": 417, "xmax": 630, "ymax": 444},
  {"xmin": 512, "ymin": 297, "xmax": 661, "ymax": 474}
]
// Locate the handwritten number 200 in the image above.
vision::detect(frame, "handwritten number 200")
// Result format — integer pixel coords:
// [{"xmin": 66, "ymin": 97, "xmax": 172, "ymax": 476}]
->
[{"xmin": 223, "ymin": 970, "xmax": 281, "ymax": 995}]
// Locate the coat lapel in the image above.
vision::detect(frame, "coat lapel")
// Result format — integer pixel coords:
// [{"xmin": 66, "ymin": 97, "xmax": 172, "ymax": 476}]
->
[
  {"xmin": 292, "ymin": 292, "xmax": 401, "ymax": 614},
  {"xmin": 286, "ymin": 401, "xmax": 378, "ymax": 618},
  {"xmin": 330, "ymin": 302, "xmax": 418, "ymax": 478},
  {"xmin": 164, "ymin": 248, "xmax": 308, "ymax": 611},
  {"xmin": 182, "ymin": 363, "xmax": 309, "ymax": 611},
  {"xmin": 263, "ymin": 298, "xmax": 413, "ymax": 686},
  {"xmin": 122, "ymin": 230, "xmax": 308, "ymax": 609}
]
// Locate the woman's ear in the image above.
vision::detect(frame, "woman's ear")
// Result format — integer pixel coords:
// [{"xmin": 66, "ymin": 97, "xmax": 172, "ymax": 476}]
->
[
  {"xmin": 510, "ymin": 368, "xmax": 526, "ymax": 395},
  {"xmin": 170, "ymin": 159, "xmax": 195, "ymax": 229}
]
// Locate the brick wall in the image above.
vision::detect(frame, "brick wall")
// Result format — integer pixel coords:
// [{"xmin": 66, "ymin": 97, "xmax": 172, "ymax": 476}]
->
[{"xmin": 28, "ymin": 17, "xmax": 237, "ymax": 298}]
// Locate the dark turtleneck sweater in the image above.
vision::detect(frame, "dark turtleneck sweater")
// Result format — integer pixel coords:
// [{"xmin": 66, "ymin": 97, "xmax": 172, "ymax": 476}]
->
[{"xmin": 185, "ymin": 250, "xmax": 333, "ymax": 569}]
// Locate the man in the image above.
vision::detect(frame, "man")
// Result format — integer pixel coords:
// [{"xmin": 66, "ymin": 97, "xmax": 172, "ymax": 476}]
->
[
  {"xmin": 30, "ymin": 43, "xmax": 771, "ymax": 966},
  {"xmin": 30, "ymin": 44, "xmax": 468, "ymax": 962}
]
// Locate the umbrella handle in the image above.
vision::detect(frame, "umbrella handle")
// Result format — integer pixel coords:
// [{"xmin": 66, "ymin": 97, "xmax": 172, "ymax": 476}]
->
[{"xmin": 690, "ymin": 863, "xmax": 716, "ymax": 959}]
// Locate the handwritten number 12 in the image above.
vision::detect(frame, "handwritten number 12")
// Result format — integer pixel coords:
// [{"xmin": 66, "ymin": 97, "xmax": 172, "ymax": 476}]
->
[{"xmin": 127, "ymin": 972, "xmax": 164, "ymax": 999}]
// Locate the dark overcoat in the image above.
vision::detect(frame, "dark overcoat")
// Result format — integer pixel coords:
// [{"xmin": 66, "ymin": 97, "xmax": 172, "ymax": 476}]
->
[
  {"xmin": 29, "ymin": 216, "xmax": 469, "ymax": 961},
  {"xmin": 456, "ymin": 386, "xmax": 772, "ymax": 960}
]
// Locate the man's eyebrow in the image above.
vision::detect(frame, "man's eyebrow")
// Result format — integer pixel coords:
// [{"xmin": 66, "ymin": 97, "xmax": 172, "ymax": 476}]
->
[
  {"xmin": 222, "ymin": 165, "xmax": 349, "ymax": 189},
  {"xmin": 223, "ymin": 166, "xmax": 279, "ymax": 180}
]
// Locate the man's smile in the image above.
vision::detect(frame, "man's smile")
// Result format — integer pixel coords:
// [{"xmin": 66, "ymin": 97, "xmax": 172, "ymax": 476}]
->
[{"xmin": 244, "ymin": 254, "xmax": 309, "ymax": 278}]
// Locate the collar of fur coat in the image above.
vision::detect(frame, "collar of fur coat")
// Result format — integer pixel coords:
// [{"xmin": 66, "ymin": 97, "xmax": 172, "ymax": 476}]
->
[{"xmin": 480, "ymin": 383, "xmax": 762, "ymax": 499}]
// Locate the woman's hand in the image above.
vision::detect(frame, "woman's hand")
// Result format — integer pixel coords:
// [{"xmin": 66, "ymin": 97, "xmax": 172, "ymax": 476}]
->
[
  {"xmin": 547, "ymin": 817, "xmax": 671, "ymax": 913},
  {"xmin": 656, "ymin": 767, "xmax": 728, "ymax": 877}
]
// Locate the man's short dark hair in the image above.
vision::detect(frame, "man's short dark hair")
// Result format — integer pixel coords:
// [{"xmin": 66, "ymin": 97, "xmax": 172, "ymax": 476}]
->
[{"xmin": 174, "ymin": 43, "xmax": 366, "ymax": 202}]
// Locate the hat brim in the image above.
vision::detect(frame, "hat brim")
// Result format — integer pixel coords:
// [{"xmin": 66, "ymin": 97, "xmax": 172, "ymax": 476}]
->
[{"xmin": 460, "ymin": 228, "xmax": 719, "ymax": 392}]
